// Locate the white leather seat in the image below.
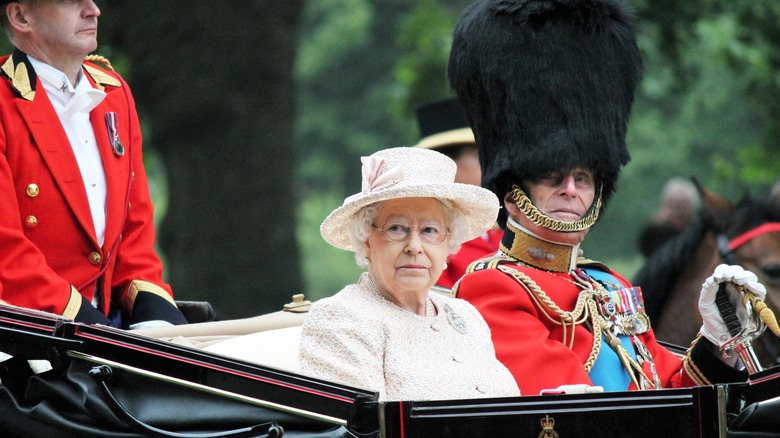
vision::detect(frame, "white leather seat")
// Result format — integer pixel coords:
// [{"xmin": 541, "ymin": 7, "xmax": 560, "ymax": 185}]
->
[{"xmin": 202, "ymin": 325, "xmax": 303, "ymax": 373}]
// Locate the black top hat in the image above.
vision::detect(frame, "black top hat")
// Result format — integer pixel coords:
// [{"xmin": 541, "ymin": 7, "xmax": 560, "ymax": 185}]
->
[
  {"xmin": 448, "ymin": 0, "xmax": 642, "ymax": 225},
  {"xmin": 414, "ymin": 98, "xmax": 476, "ymax": 150}
]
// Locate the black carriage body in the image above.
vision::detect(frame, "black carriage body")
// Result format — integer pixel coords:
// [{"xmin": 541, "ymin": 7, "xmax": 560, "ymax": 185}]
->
[
  {"xmin": 1, "ymin": 305, "xmax": 779, "ymax": 437},
  {"xmin": 381, "ymin": 387, "xmax": 723, "ymax": 437}
]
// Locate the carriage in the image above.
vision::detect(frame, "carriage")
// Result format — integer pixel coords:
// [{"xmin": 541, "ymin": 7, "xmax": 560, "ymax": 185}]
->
[{"xmin": 1, "ymin": 299, "xmax": 779, "ymax": 438}]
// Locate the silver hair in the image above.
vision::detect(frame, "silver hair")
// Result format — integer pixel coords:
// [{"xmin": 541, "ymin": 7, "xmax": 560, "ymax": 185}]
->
[
  {"xmin": 660, "ymin": 177, "xmax": 700, "ymax": 207},
  {"xmin": 347, "ymin": 200, "xmax": 468, "ymax": 268}
]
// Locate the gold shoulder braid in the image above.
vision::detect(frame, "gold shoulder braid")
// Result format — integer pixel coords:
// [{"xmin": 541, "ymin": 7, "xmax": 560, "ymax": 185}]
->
[
  {"xmin": 452, "ymin": 255, "xmax": 512, "ymax": 297},
  {"xmin": 85, "ymin": 54, "xmax": 115, "ymax": 72},
  {"xmin": 83, "ymin": 55, "xmax": 121, "ymax": 91},
  {"xmin": 465, "ymin": 254, "xmax": 513, "ymax": 274}
]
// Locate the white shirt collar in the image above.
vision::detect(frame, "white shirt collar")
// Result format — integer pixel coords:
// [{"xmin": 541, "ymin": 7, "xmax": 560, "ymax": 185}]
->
[{"xmin": 27, "ymin": 56, "xmax": 78, "ymax": 93}]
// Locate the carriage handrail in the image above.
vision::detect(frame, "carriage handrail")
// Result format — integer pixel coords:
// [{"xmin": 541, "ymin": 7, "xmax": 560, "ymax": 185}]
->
[{"xmin": 68, "ymin": 350, "xmax": 349, "ymax": 427}]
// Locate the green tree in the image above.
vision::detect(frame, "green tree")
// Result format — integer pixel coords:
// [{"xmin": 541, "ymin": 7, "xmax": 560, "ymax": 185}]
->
[
  {"xmin": 101, "ymin": 0, "xmax": 305, "ymax": 318},
  {"xmin": 296, "ymin": 0, "xmax": 421, "ymax": 299}
]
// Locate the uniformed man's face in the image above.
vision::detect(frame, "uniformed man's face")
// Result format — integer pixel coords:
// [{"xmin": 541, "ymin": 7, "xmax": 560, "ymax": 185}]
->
[
  {"xmin": 452, "ymin": 144, "xmax": 482, "ymax": 186},
  {"xmin": 12, "ymin": 0, "xmax": 100, "ymax": 62},
  {"xmin": 365, "ymin": 198, "xmax": 450, "ymax": 307},
  {"xmin": 506, "ymin": 168, "xmax": 596, "ymax": 245}
]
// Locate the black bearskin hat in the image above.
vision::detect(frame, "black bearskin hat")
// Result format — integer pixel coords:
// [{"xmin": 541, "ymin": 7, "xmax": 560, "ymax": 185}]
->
[{"xmin": 448, "ymin": 0, "xmax": 642, "ymax": 226}]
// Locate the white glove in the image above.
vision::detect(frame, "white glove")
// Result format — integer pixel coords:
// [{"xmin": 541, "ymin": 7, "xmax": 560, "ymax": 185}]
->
[
  {"xmin": 539, "ymin": 384, "xmax": 604, "ymax": 395},
  {"xmin": 699, "ymin": 264, "xmax": 767, "ymax": 347}
]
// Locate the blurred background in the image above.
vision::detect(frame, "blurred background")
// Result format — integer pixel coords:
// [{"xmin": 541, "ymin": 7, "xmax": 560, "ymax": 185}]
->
[{"xmin": 6, "ymin": 0, "xmax": 776, "ymax": 319}]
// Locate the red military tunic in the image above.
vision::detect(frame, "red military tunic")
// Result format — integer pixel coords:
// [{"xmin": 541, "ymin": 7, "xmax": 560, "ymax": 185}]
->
[
  {"xmin": 0, "ymin": 51, "xmax": 175, "ymax": 321},
  {"xmin": 437, "ymin": 228, "xmax": 502, "ymax": 289},
  {"xmin": 455, "ymin": 222, "xmax": 744, "ymax": 395}
]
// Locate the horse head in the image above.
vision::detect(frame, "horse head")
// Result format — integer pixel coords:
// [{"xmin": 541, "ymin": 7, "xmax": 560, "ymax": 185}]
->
[
  {"xmin": 698, "ymin": 180, "xmax": 780, "ymax": 291},
  {"xmin": 635, "ymin": 180, "xmax": 780, "ymax": 367}
]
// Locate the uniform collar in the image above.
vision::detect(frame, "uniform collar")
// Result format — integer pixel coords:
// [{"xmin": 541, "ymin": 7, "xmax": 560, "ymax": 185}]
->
[
  {"xmin": 1, "ymin": 49, "xmax": 121, "ymax": 101},
  {"xmin": 1, "ymin": 49, "xmax": 37, "ymax": 101},
  {"xmin": 499, "ymin": 217, "xmax": 580, "ymax": 273},
  {"xmin": 27, "ymin": 56, "xmax": 73, "ymax": 91}
]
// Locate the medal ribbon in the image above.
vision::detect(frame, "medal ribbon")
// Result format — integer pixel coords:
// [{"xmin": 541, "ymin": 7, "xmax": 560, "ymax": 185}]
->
[
  {"xmin": 579, "ymin": 268, "xmax": 659, "ymax": 389},
  {"xmin": 105, "ymin": 111, "xmax": 124, "ymax": 156}
]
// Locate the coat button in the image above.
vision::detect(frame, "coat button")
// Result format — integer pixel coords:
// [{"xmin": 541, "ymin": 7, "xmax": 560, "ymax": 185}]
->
[
  {"xmin": 24, "ymin": 215, "xmax": 38, "ymax": 228},
  {"xmin": 26, "ymin": 184, "xmax": 40, "ymax": 197},
  {"xmin": 88, "ymin": 252, "xmax": 102, "ymax": 265}
]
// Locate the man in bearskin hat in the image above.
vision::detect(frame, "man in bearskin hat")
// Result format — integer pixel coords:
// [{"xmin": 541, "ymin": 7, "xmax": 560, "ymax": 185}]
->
[{"xmin": 449, "ymin": 0, "xmax": 766, "ymax": 394}]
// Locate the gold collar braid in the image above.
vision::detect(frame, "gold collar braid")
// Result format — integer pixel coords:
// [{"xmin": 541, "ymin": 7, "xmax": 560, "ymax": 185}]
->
[
  {"xmin": 501, "ymin": 219, "xmax": 578, "ymax": 272},
  {"xmin": 509, "ymin": 184, "xmax": 602, "ymax": 232}
]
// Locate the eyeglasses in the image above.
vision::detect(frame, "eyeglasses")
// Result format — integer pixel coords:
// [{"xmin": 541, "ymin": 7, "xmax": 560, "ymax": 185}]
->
[{"xmin": 372, "ymin": 222, "xmax": 449, "ymax": 244}]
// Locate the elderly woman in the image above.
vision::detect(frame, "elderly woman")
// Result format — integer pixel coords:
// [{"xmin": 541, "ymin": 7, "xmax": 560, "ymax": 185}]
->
[{"xmin": 299, "ymin": 147, "xmax": 519, "ymax": 401}]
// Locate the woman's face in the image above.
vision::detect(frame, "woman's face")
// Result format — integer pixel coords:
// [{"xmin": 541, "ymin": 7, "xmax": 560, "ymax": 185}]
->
[
  {"xmin": 366, "ymin": 198, "xmax": 450, "ymax": 302},
  {"xmin": 506, "ymin": 168, "xmax": 596, "ymax": 245}
]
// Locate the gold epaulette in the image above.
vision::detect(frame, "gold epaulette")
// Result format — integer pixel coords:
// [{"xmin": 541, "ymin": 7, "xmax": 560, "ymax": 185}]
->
[
  {"xmin": 576, "ymin": 257, "xmax": 611, "ymax": 271},
  {"xmin": 465, "ymin": 254, "xmax": 513, "ymax": 274},
  {"xmin": 85, "ymin": 54, "xmax": 114, "ymax": 72},
  {"xmin": 466, "ymin": 256, "xmax": 503, "ymax": 274},
  {"xmin": 83, "ymin": 54, "xmax": 121, "ymax": 91},
  {"xmin": 454, "ymin": 255, "xmax": 513, "ymax": 298}
]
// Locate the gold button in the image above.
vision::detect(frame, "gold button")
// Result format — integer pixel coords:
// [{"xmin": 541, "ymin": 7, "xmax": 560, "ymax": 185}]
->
[
  {"xmin": 24, "ymin": 215, "xmax": 38, "ymax": 228},
  {"xmin": 88, "ymin": 252, "xmax": 102, "ymax": 265},
  {"xmin": 26, "ymin": 184, "xmax": 40, "ymax": 197}
]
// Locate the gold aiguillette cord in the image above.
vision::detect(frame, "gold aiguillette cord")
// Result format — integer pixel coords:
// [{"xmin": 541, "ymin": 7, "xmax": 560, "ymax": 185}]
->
[
  {"xmin": 600, "ymin": 320, "xmax": 656, "ymax": 390},
  {"xmin": 741, "ymin": 286, "xmax": 780, "ymax": 336}
]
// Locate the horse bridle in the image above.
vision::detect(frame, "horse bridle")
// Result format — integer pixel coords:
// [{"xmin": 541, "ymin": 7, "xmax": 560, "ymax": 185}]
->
[{"xmin": 717, "ymin": 223, "xmax": 780, "ymax": 263}]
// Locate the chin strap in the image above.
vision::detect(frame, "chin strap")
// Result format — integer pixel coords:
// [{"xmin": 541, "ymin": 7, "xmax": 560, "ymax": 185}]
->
[{"xmin": 509, "ymin": 184, "xmax": 601, "ymax": 232}]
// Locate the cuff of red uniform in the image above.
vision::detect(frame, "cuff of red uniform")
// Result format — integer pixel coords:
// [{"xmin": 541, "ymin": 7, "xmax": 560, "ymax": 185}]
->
[
  {"xmin": 73, "ymin": 295, "xmax": 112, "ymax": 325},
  {"xmin": 683, "ymin": 335, "xmax": 748, "ymax": 385},
  {"xmin": 129, "ymin": 291, "xmax": 187, "ymax": 326}
]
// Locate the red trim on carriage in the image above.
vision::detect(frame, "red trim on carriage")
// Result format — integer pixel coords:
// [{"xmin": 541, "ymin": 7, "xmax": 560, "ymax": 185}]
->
[
  {"xmin": 73, "ymin": 328, "xmax": 358, "ymax": 404},
  {"xmin": 398, "ymin": 400, "xmax": 406, "ymax": 438},
  {"xmin": 729, "ymin": 222, "xmax": 780, "ymax": 251},
  {"xmin": 0, "ymin": 316, "xmax": 54, "ymax": 332}
]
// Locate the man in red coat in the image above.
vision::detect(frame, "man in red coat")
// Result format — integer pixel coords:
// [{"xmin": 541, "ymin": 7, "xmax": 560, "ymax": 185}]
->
[
  {"xmin": 414, "ymin": 98, "xmax": 502, "ymax": 289},
  {"xmin": 448, "ymin": 0, "xmax": 765, "ymax": 395},
  {"xmin": 0, "ymin": 0, "xmax": 185, "ymax": 328}
]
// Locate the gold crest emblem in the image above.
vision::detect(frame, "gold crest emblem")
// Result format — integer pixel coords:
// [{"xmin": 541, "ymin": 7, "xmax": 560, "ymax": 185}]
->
[{"xmin": 538, "ymin": 415, "xmax": 560, "ymax": 438}]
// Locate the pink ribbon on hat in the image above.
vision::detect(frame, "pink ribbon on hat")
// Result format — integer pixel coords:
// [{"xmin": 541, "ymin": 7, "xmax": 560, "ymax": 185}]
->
[{"xmin": 362, "ymin": 156, "xmax": 402, "ymax": 193}]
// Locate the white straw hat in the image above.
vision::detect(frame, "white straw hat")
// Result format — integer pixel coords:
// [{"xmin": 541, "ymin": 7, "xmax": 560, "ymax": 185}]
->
[{"xmin": 320, "ymin": 147, "xmax": 499, "ymax": 251}]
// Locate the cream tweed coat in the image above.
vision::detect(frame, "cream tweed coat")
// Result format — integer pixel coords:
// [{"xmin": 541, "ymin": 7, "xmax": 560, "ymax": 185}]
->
[{"xmin": 299, "ymin": 274, "xmax": 519, "ymax": 401}]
